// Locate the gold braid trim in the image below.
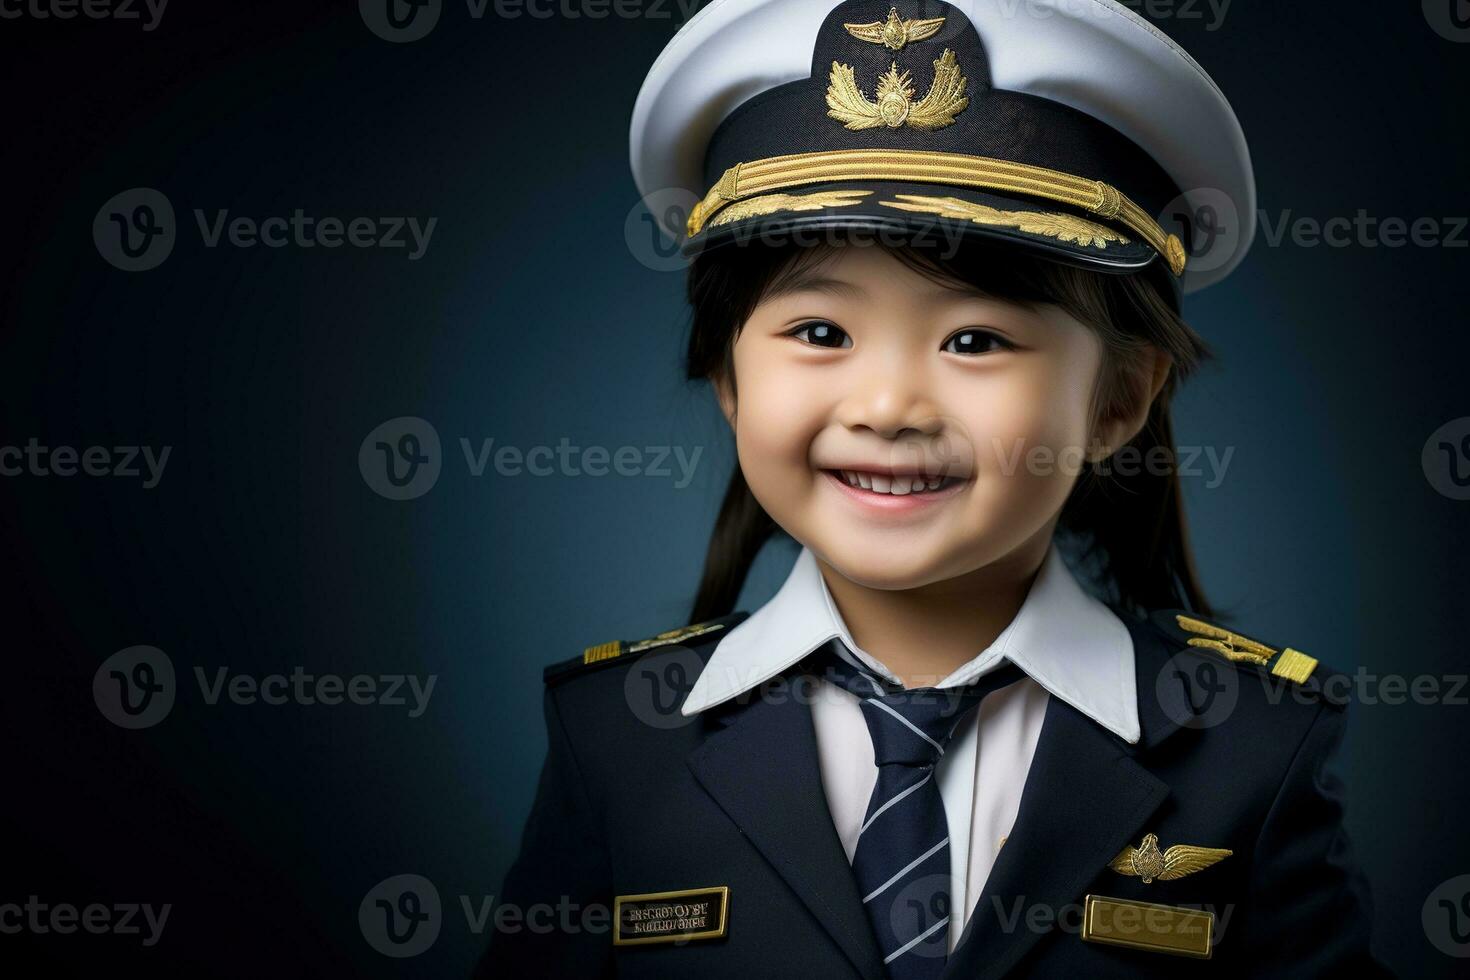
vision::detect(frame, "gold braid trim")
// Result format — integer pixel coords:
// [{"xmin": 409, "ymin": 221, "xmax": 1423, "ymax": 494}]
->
[{"xmin": 685, "ymin": 148, "xmax": 1185, "ymax": 275}]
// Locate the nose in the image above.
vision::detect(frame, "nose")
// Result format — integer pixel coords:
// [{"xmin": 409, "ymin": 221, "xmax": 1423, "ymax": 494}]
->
[{"xmin": 832, "ymin": 361, "xmax": 943, "ymax": 440}]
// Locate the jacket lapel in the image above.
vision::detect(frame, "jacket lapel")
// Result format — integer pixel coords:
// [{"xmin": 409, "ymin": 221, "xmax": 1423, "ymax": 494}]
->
[
  {"xmin": 687, "ymin": 679, "xmax": 886, "ymax": 980},
  {"xmin": 941, "ymin": 655, "xmax": 1173, "ymax": 977}
]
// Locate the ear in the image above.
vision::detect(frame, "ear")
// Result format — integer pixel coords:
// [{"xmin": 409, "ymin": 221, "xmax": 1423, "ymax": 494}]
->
[
  {"xmin": 712, "ymin": 368, "xmax": 737, "ymax": 428},
  {"xmin": 1088, "ymin": 345, "xmax": 1172, "ymax": 463}
]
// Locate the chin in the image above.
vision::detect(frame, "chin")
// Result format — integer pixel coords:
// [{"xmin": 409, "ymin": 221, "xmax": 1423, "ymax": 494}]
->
[{"xmin": 808, "ymin": 534, "xmax": 960, "ymax": 592}]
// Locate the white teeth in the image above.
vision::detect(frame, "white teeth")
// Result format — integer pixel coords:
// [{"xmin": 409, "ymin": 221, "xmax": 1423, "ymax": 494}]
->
[{"xmin": 835, "ymin": 470, "xmax": 950, "ymax": 495}]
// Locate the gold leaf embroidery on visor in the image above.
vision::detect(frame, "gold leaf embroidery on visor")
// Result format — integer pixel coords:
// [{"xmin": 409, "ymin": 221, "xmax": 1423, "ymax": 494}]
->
[
  {"xmin": 878, "ymin": 194, "xmax": 1131, "ymax": 248},
  {"xmin": 705, "ymin": 189, "xmax": 874, "ymax": 228}
]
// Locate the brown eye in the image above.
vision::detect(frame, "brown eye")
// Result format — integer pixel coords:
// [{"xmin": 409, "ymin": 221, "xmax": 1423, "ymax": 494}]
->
[
  {"xmin": 789, "ymin": 320, "xmax": 852, "ymax": 348},
  {"xmin": 942, "ymin": 329, "xmax": 1012, "ymax": 355}
]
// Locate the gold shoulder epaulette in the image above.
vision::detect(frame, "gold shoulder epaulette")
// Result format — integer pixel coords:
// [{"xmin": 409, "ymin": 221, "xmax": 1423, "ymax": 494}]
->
[
  {"xmin": 582, "ymin": 618, "xmax": 732, "ymax": 665},
  {"xmin": 543, "ymin": 613, "xmax": 748, "ymax": 686},
  {"xmin": 1172, "ymin": 613, "xmax": 1319, "ymax": 684}
]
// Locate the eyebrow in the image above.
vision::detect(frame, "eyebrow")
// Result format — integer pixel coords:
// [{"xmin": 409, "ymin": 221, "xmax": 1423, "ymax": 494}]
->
[{"xmin": 761, "ymin": 273, "xmax": 866, "ymax": 303}]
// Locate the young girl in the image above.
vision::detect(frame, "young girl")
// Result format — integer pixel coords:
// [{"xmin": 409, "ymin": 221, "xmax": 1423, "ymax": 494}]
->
[{"xmin": 480, "ymin": 1, "xmax": 1392, "ymax": 976}]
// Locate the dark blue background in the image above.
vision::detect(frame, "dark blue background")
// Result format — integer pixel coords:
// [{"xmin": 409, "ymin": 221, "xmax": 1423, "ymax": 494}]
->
[{"xmin": 1, "ymin": 1, "xmax": 1466, "ymax": 975}]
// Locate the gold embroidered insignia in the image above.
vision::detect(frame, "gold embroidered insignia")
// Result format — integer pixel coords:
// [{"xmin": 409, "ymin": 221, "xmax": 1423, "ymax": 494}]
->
[
  {"xmin": 878, "ymin": 194, "xmax": 1129, "ymax": 247},
  {"xmin": 1108, "ymin": 833, "xmax": 1232, "ymax": 884},
  {"xmin": 825, "ymin": 48, "xmax": 968, "ymax": 131},
  {"xmin": 706, "ymin": 189, "xmax": 873, "ymax": 228},
  {"xmin": 1174, "ymin": 614, "xmax": 1319, "ymax": 684},
  {"xmin": 843, "ymin": 7, "xmax": 945, "ymax": 51},
  {"xmin": 1174, "ymin": 615, "xmax": 1273, "ymax": 664}
]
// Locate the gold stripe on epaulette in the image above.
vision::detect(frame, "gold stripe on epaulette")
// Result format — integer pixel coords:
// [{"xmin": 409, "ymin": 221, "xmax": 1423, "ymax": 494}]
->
[
  {"xmin": 1175, "ymin": 614, "xmax": 1274, "ymax": 666},
  {"xmin": 1271, "ymin": 648, "xmax": 1318, "ymax": 684},
  {"xmin": 582, "ymin": 640, "xmax": 624, "ymax": 665},
  {"xmin": 582, "ymin": 619, "xmax": 732, "ymax": 665},
  {"xmin": 628, "ymin": 619, "xmax": 729, "ymax": 653}
]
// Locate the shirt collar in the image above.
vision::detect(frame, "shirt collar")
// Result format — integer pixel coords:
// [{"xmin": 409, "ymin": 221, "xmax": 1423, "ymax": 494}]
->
[{"xmin": 680, "ymin": 542, "xmax": 1141, "ymax": 744}]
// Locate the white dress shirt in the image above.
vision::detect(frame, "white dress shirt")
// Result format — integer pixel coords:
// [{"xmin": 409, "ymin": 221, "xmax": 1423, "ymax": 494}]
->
[{"xmin": 681, "ymin": 542, "xmax": 1140, "ymax": 952}]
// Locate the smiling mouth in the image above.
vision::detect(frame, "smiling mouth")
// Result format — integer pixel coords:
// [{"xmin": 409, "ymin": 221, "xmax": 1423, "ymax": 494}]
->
[{"xmin": 820, "ymin": 468, "xmax": 966, "ymax": 497}]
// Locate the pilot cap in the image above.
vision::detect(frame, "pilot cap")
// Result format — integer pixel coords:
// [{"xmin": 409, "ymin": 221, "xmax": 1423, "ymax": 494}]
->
[{"xmin": 630, "ymin": 0, "xmax": 1256, "ymax": 299}]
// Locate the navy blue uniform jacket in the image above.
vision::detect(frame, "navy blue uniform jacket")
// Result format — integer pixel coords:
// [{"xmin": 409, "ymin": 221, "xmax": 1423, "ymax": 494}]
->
[{"xmin": 475, "ymin": 608, "xmax": 1393, "ymax": 978}]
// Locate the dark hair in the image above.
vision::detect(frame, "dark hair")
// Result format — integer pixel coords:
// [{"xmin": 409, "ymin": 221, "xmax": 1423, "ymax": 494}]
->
[{"xmin": 683, "ymin": 233, "xmax": 1215, "ymax": 624}]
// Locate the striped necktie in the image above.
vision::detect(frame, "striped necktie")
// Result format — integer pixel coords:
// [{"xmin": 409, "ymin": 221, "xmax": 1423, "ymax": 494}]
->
[{"xmin": 816, "ymin": 642, "xmax": 1025, "ymax": 979}]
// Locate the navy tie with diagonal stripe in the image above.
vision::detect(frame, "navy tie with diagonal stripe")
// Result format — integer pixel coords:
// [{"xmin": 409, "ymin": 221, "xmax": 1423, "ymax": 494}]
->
[{"xmin": 817, "ymin": 642, "xmax": 1026, "ymax": 979}]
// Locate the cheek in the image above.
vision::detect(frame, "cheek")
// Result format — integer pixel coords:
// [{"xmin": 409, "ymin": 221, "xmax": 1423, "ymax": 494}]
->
[
  {"xmin": 729, "ymin": 342, "xmax": 824, "ymax": 477},
  {"xmin": 963, "ymin": 351, "xmax": 1099, "ymax": 460},
  {"xmin": 943, "ymin": 356, "xmax": 1098, "ymax": 522}
]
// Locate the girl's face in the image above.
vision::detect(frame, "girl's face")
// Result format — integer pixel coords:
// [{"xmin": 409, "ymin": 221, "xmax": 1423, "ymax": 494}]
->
[{"xmin": 716, "ymin": 243, "xmax": 1129, "ymax": 591}]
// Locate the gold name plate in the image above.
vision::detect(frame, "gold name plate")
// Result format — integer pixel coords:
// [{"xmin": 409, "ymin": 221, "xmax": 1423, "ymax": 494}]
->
[
  {"xmin": 613, "ymin": 886, "xmax": 729, "ymax": 946},
  {"xmin": 1080, "ymin": 894, "xmax": 1214, "ymax": 959}
]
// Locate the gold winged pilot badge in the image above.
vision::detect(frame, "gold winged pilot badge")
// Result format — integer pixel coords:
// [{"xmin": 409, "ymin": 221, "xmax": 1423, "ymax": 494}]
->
[
  {"xmin": 1108, "ymin": 833, "xmax": 1233, "ymax": 884},
  {"xmin": 826, "ymin": 49, "xmax": 969, "ymax": 131},
  {"xmin": 843, "ymin": 6, "xmax": 946, "ymax": 51}
]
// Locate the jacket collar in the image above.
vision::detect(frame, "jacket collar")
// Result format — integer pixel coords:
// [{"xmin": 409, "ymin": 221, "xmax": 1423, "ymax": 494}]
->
[{"xmin": 681, "ymin": 542, "xmax": 1141, "ymax": 744}]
